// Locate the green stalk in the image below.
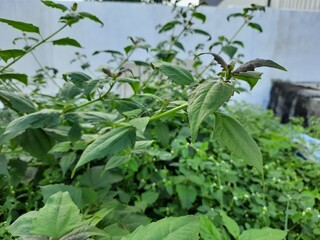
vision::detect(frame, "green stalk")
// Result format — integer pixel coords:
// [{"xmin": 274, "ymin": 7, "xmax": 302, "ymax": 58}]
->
[
  {"xmin": 0, "ymin": 24, "xmax": 68, "ymax": 74},
  {"xmin": 150, "ymin": 103, "xmax": 188, "ymax": 122}
]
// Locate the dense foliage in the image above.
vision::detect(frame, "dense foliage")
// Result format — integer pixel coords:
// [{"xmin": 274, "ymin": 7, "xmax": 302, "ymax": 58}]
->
[{"xmin": 0, "ymin": 1, "xmax": 319, "ymax": 240}]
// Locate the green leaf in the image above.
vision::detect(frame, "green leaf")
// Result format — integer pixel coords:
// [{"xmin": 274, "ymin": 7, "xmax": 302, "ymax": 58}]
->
[
  {"xmin": 192, "ymin": 12, "xmax": 206, "ymax": 23},
  {"xmin": 154, "ymin": 122, "xmax": 170, "ymax": 147},
  {"xmin": 129, "ymin": 117, "xmax": 150, "ymax": 135},
  {"xmin": 220, "ymin": 211, "xmax": 240, "ymax": 239},
  {"xmin": 176, "ymin": 184, "xmax": 197, "ymax": 209},
  {"xmin": 105, "ymin": 155, "xmax": 131, "ymax": 172},
  {"xmin": 222, "ymin": 45, "xmax": 238, "ymax": 59},
  {"xmin": 16, "ymin": 129, "xmax": 55, "ymax": 161},
  {"xmin": 103, "ymin": 223, "xmax": 130, "ymax": 239},
  {"xmin": 73, "ymin": 127, "xmax": 136, "ymax": 174},
  {"xmin": 49, "ymin": 141, "xmax": 72, "ymax": 153},
  {"xmin": 248, "ymin": 22, "xmax": 263, "ymax": 32},
  {"xmin": 141, "ymin": 191, "xmax": 159, "ymax": 205},
  {"xmin": 214, "ymin": 113, "xmax": 263, "ymax": 174},
  {"xmin": 239, "ymin": 228, "xmax": 287, "ymax": 240},
  {"xmin": 0, "ymin": 49, "xmax": 25, "ymax": 62},
  {"xmin": 232, "ymin": 71, "xmax": 263, "ymax": 90},
  {"xmin": 63, "ymin": 72, "xmax": 92, "ymax": 88},
  {"xmin": 200, "ymin": 215, "xmax": 221, "ymax": 240},
  {"xmin": 93, "ymin": 50, "xmax": 124, "ymax": 56},
  {"xmin": 158, "ymin": 63, "xmax": 194, "ymax": 85},
  {"xmin": 0, "ymin": 90, "xmax": 36, "ymax": 113},
  {"xmin": 188, "ymin": 82, "xmax": 234, "ymax": 142},
  {"xmin": 0, "ymin": 109, "xmax": 60, "ymax": 143},
  {"xmin": 173, "ymin": 41, "xmax": 185, "ymax": 51},
  {"xmin": 134, "ymin": 60, "xmax": 151, "ymax": 67},
  {"xmin": 7, "ymin": 211, "xmax": 38, "ymax": 236},
  {"xmin": 40, "ymin": 184, "xmax": 82, "ymax": 208},
  {"xmin": 118, "ymin": 77, "xmax": 140, "ymax": 94},
  {"xmin": 227, "ymin": 13, "xmax": 243, "ymax": 21},
  {"xmin": 158, "ymin": 20, "xmax": 181, "ymax": 33},
  {"xmin": 60, "ymin": 152, "xmax": 77, "ymax": 176},
  {"xmin": 193, "ymin": 29, "xmax": 211, "ymax": 40},
  {"xmin": 0, "ymin": 155, "xmax": 9, "ymax": 176},
  {"xmin": 31, "ymin": 192, "xmax": 83, "ymax": 238},
  {"xmin": 0, "ymin": 73, "xmax": 28, "ymax": 85},
  {"xmin": 122, "ymin": 215, "xmax": 200, "ymax": 240},
  {"xmin": 68, "ymin": 122, "xmax": 82, "ymax": 142},
  {"xmin": 0, "ymin": 18, "xmax": 40, "ymax": 33},
  {"xmin": 79, "ymin": 12, "xmax": 104, "ymax": 26},
  {"xmin": 52, "ymin": 37, "xmax": 82, "ymax": 48},
  {"xmin": 41, "ymin": 0, "xmax": 68, "ymax": 12}
]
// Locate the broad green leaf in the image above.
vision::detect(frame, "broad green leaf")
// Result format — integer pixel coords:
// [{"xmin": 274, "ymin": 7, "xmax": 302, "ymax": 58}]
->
[
  {"xmin": 88, "ymin": 207, "xmax": 116, "ymax": 226},
  {"xmin": 0, "ymin": 90, "xmax": 36, "ymax": 113},
  {"xmin": 214, "ymin": 113, "xmax": 263, "ymax": 174},
  {"xmin": 239, "ymin": 228, "xmax": 287, "ymax": 240},
  {"xmin": 232, "ymin": 71, "xmax": 263, "ymax": 90},
  {"xmin": 63, "ymin": 72, "xmax": 91, "ymax": 88},
  {"xmin": 188, "ymin": 82, "xmax": 234, "ymax": 142},
  {"xmin": 73, "ymin": 127, "xmax": 136, "ymax": 174},
  {"xmin": 158, "ymin": 20, "xmax": 181, "ymax": 33},
  {"xmin": 192, "ymin": 12, "xmax": 206, "ymax": 23},
  {"xmin": 193, "ymin": 29, "xmax": 211, "ymax": 40},
  {"xmin": 0, "ymin": 73, "xmax": 28, "ymax": 85},
  {"xmin": 0, "ymin": 109, "xmax": 60, "ymax": 143},
  {"xmin": 118, "ymin": 77, "xmax": 140, "ymax": 94},
  {"xmin": 16, "ymin": 129, "xmax": 55, "ymax": 161},
  {"xmin": 122, "ymin": 215, "xmax": 199, "ymax": 240},
  {"xmin": 31, "ymin": 192, "xmax": 83, "ymax": 238},
  {"xmin": 141, "ymin": 191, "xmax": 159, "ymax": 205},
  {"xmin": 0, "ymin": 49, "xmax": 25, "ymax": 62},
  {"xmin": 49, "ymin": 141, "xmax": 72, "ymax": 153},
  {"xmin": 41, "ymin": 0, "xmax": 68, "ymax": 12},
  {"xmin": 154, "ymin": 122, "xmax": 170, "ymax": 147},
  {"xmin": 176, "ymin": 184, "xmax": 197, "ymax": 209},
  {"xmin": 0, "ymin": 155, "xmax": 9, "ymax": 176},
  {"xmin": 0, "ymin": 18, "xmax": 40, "ymax": 33},
  {"xmin": 60, "ymin": 151, "xmax": 77, "ymax": 176},
  {"xmin": 40, "ymin": 184, "xmax": 82, "ymax": 208},
  {"xmin": 52, "ymin": 37, "xmax": 82, "ymax": 48},
  {"xmin": 114, "ymin": 99, "xmax": 146, "ymax": 115},
  {"xmin": 222, "ymin": 45, "xmax": 238, "ymax": 59},
  {"xmin": 79, "ymin": 12, "xmax": 104, "ymax": 26},
  {"xmin": 59, "ymin": 226, "xmax": 106, "ymax": 240},
  {"xmin": 200, "ymin": 215, "xmax": 221, "ymax": 240},
  {"xmin": 129, "ymin": 117, "xmax": 150, "ymax": 134},
  {"xmin": 103, "ymin": 223, "xmax": 130, "ymax": 240},
  {"xmin": 248, "ymin": 22, "xmax": 263, "ymax": 32},
  {"xmin": 7, "ymin": 211, "xmax": 38, "ymax": 236},
  {"xmin": 105, "ymin": 155, "xmax": 131, "ymax": 171},
  {"xmin": 220, "ymin": 211, "xmax": 240, "ymax": 239},
  {"xmin": 158, "ymin": 63, "xmax": 194, "ymax": 85},
  {"xmin": 59, "ymin": 82, "xmax": 82, "ymax": 100},
  {"xmin": 68, "ymin": 122, "xmax": 82, "ymax": 142}
]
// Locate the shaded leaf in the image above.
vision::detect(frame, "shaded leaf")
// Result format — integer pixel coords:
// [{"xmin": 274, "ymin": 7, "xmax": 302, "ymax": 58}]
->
[
  {"xmin": 248, "ymin": 22, "xmax": 263, "ymax": 32},
  {"xmin": 214, "ymin": 113, "xmax": 263, "ymax": 174},
  {"xmin": 0, "ymin": 73, "xmax": 28, "ymax": 85},
  {"xmin": 193, "ymin": 29, "xmax": 211, "ymax": 40},
  {"xmin": 158, "ymin": 63, "xmax": 194, "ymax": 85},
  {"xmin": 105, "ymin": 155, "xmax": 131, "ymax": 172},
  {"xmin": 7, "ymin": 211, "xmax": 38, "ymax": 236},
  {"xmin": 73, "ymin": 127, "xmax": 136, "ymax": 174},
  {"xmin": 141, "ymin": 191, "xmax": 159, "ymax": 205},
  {"xmin": 188, "ymin": 82, "xmax": 234, "ymax": 142},
  {"xmin": 158, "ymin": 20, "xmax": 181, "ymax": 33},
  {"xmin": 129, "ymin": 117, "xmax": 150, "ymax": 134},
  {"xmin": 176, "ymin": 185, "xmax": 197, "ymax": 209},
  {"xmin": 0, "ymin": 18, "xmax": 40, "ymax": 33},
  {"xmin": 0, "ymin": 90, "xmax": 36, "ymax": 113},
  {"xmin": 192, "ymin": 12, "xmax": 206, "ymax": 23},
  {"xmin": 52, "ymin": 37, "xmax": 82, "ymax": 48},
  {"xmin": 0, "ymin": 49, "xmax": 25, "ymax": 62},
  {"xmin": 79, "ymin": 12, "xmax": 104, "ymax": 26},
  {"xmin": 60, "ymin": 152, "xmax": 77, "ymax": 176},
  {"xmin": 233, "ymin": 59, "xmax": 287, "ymax": 73},
  {"xmin": 0, "ymin": 109, "xmax": 60, "ymax": 143}
]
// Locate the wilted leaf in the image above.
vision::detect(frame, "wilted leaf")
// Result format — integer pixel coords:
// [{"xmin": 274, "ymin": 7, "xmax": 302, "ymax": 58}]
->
[{"xmin": 233, "ymin": 59, "xmax": 287, "ymax": 73}]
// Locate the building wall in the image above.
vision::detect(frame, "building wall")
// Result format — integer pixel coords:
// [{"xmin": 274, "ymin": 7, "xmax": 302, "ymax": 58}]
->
[{"xmin": 0, "ymin": 0, "xmax": 319, "ymax": 107}]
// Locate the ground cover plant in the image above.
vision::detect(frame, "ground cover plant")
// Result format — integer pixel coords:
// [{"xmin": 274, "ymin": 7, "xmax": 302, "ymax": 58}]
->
[{"xmin": 0, "ymin": 1, "xmax": 319, "ymax": 239}]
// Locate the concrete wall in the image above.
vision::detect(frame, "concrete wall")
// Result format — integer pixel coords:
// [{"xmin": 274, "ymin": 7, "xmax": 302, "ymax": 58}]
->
[{"xmin": 0, "ymin": 0, "xmax": 319, "ymax": 107}]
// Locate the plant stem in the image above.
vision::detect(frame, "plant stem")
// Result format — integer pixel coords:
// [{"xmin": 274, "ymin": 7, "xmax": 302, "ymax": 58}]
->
[
  {"xmin": 150, "ymin": 103, "xmax": 188, "ymax": 122},
  {"xmin": 0, "ymin": 24, "xmax": 68, "ymax": 74}
]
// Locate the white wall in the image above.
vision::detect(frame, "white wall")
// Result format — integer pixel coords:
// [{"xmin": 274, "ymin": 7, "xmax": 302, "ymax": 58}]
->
[{"xmin": 0, "ymin": 0, "xmax": 319, "ymax": 107}]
